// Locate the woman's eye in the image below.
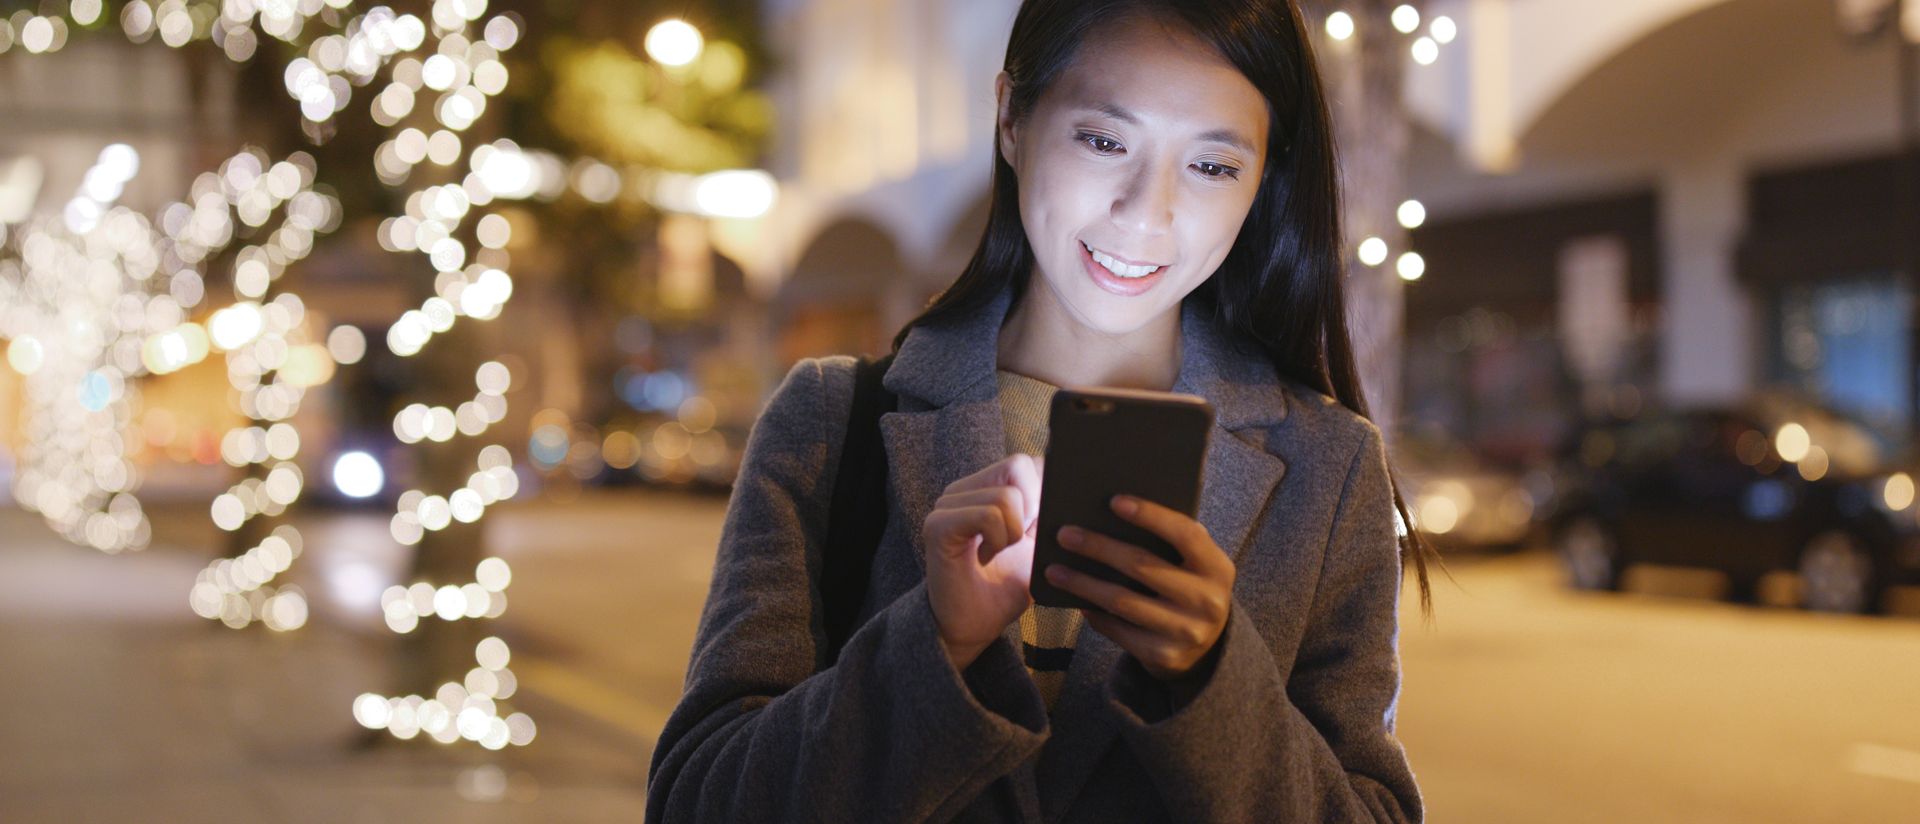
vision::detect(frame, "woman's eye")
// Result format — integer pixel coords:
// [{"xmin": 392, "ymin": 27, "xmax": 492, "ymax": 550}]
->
[
  {"xmin": 1079, "ymin": 134, "xmax": 1122, "ymax": 154},
  {"xmin": 1194, "ymin": 161, "xmax": 1241, "ymax": 180}
]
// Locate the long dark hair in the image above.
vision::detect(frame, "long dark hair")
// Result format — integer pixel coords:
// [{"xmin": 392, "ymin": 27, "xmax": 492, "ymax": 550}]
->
[{"xmin": 890, "ymin": 0, "xmax": 1438, "ymax": 611}]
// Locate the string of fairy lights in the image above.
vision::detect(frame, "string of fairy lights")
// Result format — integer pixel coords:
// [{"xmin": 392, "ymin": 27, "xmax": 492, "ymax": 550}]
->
[
  {"xmin": 326, "ymin": 1, "xmax": 536, "ymax": 750},
  {"xmin": 1, "ymin": 144, "xmax": 168, "ymax": 554},
  {"xmin": 188, "ymin": 149, "xmax": 340, "ymax": 633},
  {"xmin": 1, "ymin": 0, "xmax": 536, "ymax": 749},
  {"xmin": 252, "ymin": 0, "xmax": 539, "ymax": 749},
  {"xmin": 1, "ymin": 137, "xmax": 343, "ymax": 566}
]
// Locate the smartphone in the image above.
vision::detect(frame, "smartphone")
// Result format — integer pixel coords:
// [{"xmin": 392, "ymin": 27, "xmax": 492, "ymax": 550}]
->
[{"xmin": 1029, "ymin": 387, "xmax": 1213, "ymax": 611}]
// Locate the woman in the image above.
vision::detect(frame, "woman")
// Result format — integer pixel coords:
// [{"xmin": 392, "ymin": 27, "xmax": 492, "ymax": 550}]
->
[{"xmin": 647, "ymin": 1, "xmax": 1433, "ymax": 821}]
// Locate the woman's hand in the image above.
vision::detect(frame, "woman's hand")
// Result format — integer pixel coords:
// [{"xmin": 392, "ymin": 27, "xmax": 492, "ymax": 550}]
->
[
  {"xmin": 921, "ymin": 453, "xmax": 1044, "ymax": 671},
  {"xmin": 1043, "ymin": 495, "xmax": 1235, "ymax": 682}
]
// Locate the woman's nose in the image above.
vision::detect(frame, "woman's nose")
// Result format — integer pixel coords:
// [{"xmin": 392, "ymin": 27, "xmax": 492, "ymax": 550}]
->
[{"xmin": 1110, "ymin": 162, "xmax": 1175, "ymax": 236}]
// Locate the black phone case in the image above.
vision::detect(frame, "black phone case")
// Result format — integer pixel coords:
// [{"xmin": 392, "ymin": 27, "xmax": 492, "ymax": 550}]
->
[{"xmin": 1030, "ymin": 387, "xmax": 1213, "ymax": 611}]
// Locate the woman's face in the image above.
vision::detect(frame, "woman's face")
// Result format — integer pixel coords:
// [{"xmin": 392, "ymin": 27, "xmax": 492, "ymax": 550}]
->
[{"xmin": 999, "ymin": 13, "xmax": 1270, "ymax": 337}]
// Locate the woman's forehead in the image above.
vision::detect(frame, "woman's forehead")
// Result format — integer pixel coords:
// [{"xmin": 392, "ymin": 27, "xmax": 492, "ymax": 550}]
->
[{"xmin": 1044, "ymin": 16, "xmax": 1268, "ymax": 146}]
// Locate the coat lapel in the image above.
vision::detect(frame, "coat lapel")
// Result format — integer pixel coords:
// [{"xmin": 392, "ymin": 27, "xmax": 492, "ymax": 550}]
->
[
  {"xmin": 877, "ymin": 398, "xmax": 1004, "ymax": 576},
  {"xmin": 880, "ymin": 286, "xmax": 1290, "ymax": 823},
  {"xmin": 877, "ymin": 285, "xmax": 1018, "ymax": 576}
]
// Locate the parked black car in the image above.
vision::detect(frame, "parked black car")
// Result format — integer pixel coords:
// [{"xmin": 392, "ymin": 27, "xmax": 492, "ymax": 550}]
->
[{"xmin": 1549, "ymin": 394, "xmax": 1920, "ymax": 613}]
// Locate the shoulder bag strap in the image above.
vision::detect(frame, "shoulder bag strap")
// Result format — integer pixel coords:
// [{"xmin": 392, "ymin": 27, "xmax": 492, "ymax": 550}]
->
[{"xmin": 821, "ymin": 352, "xmax": 897, "ymax": 667}]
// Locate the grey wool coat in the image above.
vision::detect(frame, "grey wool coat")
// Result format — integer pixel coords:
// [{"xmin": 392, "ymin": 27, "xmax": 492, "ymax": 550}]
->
[{"xmin": 646, "ymin": 283, "xmax": 1423, "ymax": 823}]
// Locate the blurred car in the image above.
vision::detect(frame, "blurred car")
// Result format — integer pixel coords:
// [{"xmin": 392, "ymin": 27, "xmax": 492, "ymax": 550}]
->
[
  {"xmin": 587, "ymin": 411, "xmax": 746, "ymax": 494},
  {"xmin": 1396, "ymin": 429, "xmax": 1554, "ymax": 551},
  {"xmin": 1547, "ymin": 392, "xmax": 1920, "ymax": 613}
]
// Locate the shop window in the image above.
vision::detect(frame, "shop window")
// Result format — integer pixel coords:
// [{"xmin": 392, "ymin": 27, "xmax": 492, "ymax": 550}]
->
[{"xmin": 1772, "ymin": 274, "xmax": 1911, "ymax": 448}]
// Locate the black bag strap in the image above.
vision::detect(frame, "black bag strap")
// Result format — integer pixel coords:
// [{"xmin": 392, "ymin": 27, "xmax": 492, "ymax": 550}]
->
[{"xmin": 821, "ymin": 352, "xmax": 897, "ymax": 667}]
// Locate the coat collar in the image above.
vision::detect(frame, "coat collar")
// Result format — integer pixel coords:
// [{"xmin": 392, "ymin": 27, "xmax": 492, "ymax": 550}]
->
[{"xmin": 877, "ymin": 280, "xmax": 1291, "ymax": 822}]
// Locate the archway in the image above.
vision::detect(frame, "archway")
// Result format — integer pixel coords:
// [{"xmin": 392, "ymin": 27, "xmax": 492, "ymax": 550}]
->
[{"xmin": 779, "ymin": 216, "xmax": 906, "ymax": 361}]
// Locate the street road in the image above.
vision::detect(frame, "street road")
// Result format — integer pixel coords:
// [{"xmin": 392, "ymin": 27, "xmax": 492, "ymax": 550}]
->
[
  {"xmin": 474, "ymin": 490, "xmax": 1920, "ymax": 823},
  {"xmin": 1396, "ymin": 552, "xmax": 1920, "ymax": 823},
  {"xmin": 6, "ymin": 489, "xmax": 1919, "ymax": 821}
]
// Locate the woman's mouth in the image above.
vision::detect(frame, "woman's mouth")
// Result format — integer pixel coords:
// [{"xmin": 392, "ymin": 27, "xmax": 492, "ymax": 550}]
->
[{"xmin": 1079, "ymin": 241, "xmax": 1166, "ymax": 297}]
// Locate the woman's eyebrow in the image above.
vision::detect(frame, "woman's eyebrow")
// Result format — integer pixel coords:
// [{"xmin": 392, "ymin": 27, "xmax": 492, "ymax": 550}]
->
[
  {"xmin": 1074, "ymin": 102, "xmax": 1256, "ymax": 154},
  {"xmin": 1085, "ymin": 102, "xmax": 1140, "ymax": 123},
  {"xmin": 1195, "ymin": 128, "xmax": 1256, "ymax": 155}
]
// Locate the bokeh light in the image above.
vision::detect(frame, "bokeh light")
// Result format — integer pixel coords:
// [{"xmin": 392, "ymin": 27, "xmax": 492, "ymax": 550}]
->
[
  {"xmin": 1392, "ymin": 4, "xmax": 1421, "ymax": 34},
  {"xmin": 333, "ymin": 451, "xmax": 385, "ymax": 499},
  {"xmin": 1883, "ymin": 472, "xmax": 1915, "ymax": 511},
  {"xmin": 1397, "ymin": 251, "xmax": 1426, "ymax": 282},
  {"xmin": 1412, "ymin": 36, "xmax": 1440, "ymax": 66},
  {"xmin": 645, "ymin": 19, "xmax": 704, "ymax": 67},
  {"xmin": 1326, "ymin": 11, "xmax": 1354, "ymax": 42},
  {"xmin": 692, "ymin": 169, "xmax": 778, "ymax": 218},
  {"xmin": 1358, "ymin": 236, "xmax": 1389, "ymax": 267},
  {"xmin": 1775, "ymin": 422, "xmax": 1811, "ymax": 463},
  {"xmin": 1398, "ymin": 199, "xmax": 1427, "ymax": 229}
]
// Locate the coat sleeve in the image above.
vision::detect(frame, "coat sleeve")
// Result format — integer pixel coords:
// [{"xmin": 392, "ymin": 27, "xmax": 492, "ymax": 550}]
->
[
  {"xmin": 1100, "ymin": 422, "xmax": 1423, "ymax": 823},
  {"xmin": 645, "ymin": 358, "xmax": 1050, "ymax": 824}
]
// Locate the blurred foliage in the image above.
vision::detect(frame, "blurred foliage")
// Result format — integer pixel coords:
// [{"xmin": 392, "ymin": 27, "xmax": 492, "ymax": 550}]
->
[
  {"xmin": 543, "ymin": 36, "xmax": 772, "ymax": 173},
  {"xmin": 29, "ymin": 0, "xmax": 773, "ymax": 329}
]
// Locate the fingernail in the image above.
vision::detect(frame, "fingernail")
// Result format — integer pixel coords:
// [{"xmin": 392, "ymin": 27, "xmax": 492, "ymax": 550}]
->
[
  {"xmin": 1112, "ymin": 495, "xmax": 1137, "ymax": 516},
  {"xmin": 1057, "ymin": 525, "xmax": 1082, "ymax": 547},
  {"xmin": 1046, "ymin": 565, "xmax": 1067, "ymax": 582}
]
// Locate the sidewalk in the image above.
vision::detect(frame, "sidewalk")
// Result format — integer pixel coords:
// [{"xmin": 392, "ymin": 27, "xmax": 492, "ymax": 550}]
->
[{"xmin": 0, "ymin": 506, "xmax": 654, "ymax": 823}]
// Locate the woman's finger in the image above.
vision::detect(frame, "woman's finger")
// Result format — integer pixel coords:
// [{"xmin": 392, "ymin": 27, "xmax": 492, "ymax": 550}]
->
[
  {"xmin": 1079, "ymin": 609, "xmax": 1179, "ymax": 672},
  {"xmin": 1110, "ymin": 495, "xmax": 1227, "ymax": 574},
  {"xmin": 1043, "ymin": 562, "xmax": 1189, "ymax": 636},
  {"xmin": 928, "ymin": 506, "xmax": 1008, "ymax": 560},
  {"xmin": 946, "ymin": 453, "xmax": 1041, "ymax": 499},
  {"xmin": 965, "ymin": 506, "xmax": 1014, "ymax": 556},
  {"xmin": 1056, "ymin": 525, "xmax": 1193, "ymax": 603},
  {"xmin": 936, "ymin": 486, "xmax": 1028, "ymax": 538},
  {"xmin": 943, "ymin": 460, "xmax": 1005, "ymax": 495},
  {"xmin": 1001, "ymin": 454, "xmax": 1043, "ymax": 527}
]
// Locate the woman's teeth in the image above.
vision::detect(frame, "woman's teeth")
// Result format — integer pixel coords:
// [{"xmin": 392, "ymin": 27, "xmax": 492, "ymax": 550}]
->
[{"xmin": 1086, "ymin": 244, "xmax": 1160, "ymax": 278}]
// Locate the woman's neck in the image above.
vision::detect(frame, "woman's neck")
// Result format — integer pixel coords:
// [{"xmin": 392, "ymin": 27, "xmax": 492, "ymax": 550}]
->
[{"xmin": 994, "ymin": 277, "xmax": 1182, "ymax": 391}]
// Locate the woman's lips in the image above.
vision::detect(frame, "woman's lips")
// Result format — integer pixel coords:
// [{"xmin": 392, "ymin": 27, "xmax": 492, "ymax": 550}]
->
[{"xmin": 1079, "ymin": 241, "xmax": 1165, "ymax": 297}]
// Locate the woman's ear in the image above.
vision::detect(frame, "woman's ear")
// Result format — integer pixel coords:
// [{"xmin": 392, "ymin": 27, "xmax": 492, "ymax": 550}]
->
[{"xmin": 995, "ymin": 71, "xmax": 1019, "ymax": 169}]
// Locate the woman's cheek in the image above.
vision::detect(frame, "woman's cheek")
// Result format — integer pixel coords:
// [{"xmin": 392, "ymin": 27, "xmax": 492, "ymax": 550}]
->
[
  {"xmin": 1024, "ymin": 164, "xmax": 1100, "ymax": 244},
  {"xmin": 1193, "ymin": 189, "xmax": 1257, "ymax": 264}
]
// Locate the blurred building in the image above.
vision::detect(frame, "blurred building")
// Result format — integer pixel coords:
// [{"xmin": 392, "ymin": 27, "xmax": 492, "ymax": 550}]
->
[
  {"xmin": 754, "ymin": 0, "xmax": 1920, "ymax": 465},
  {"xmin": 11, "ymin": 1, "xmax": 1913, "ymax": 497},
  {"xmin": 1405, "ymin": 0, "xmax": 1917, "ymax": 455},
  {"xmin": 757, "ymin": 0, "xmax": 1021, "ymax": 359}
]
